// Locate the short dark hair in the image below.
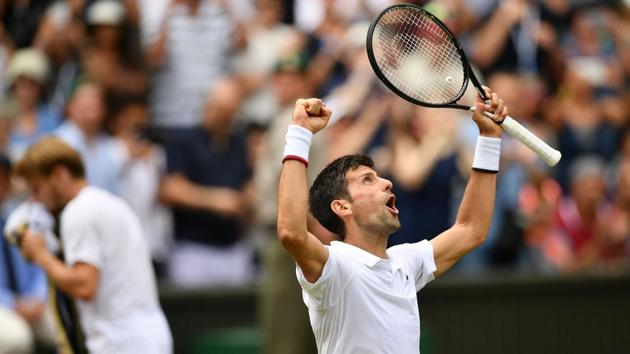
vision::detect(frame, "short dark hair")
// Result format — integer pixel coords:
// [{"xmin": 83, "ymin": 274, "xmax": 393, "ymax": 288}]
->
[{"xmin": 309, "ymin": 154, "xmax": 374, "ymax": 238}]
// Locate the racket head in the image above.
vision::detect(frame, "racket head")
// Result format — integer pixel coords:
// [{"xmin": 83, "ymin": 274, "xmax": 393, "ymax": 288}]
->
[{"xmin": 366, "ymin": 4, "xmax": 472, "ymax": 108}]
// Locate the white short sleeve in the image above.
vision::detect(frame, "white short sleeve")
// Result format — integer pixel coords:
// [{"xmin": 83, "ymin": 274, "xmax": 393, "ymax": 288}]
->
[
  {"xmin": 387, "ymin": 240, "xmax": 437, "ymax": 291},
  {"xmin": 62, "ymin": 218, "xmax": 103, "ymax": 269},
  {"xmin": 295, "ymin": 246, "xmax": 354, "ymax": 309}
]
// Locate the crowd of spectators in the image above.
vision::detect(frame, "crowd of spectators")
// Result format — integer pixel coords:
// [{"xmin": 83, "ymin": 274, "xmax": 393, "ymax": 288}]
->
[
  {"xmin": 0, "ymin": 0, "xmax": 628, "ymax": 300},
  {"xmin": 1, "ymin": 0, "xmax": 628, "ymax": 352}
]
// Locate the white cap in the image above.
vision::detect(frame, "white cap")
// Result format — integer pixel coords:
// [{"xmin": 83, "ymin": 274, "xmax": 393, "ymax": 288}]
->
[
  {"xmin": 86, "ymin": 0, "xmax": 125, "ymax": 26},
  {"xmin": 6, "ymin": 48, "xmax": 50, "ymax": 85}
]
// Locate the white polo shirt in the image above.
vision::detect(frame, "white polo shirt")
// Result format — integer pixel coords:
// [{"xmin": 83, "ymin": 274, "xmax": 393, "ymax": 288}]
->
[{"xmin": 296, "ymin": 240, "xmax": 436, "ymax": 354}]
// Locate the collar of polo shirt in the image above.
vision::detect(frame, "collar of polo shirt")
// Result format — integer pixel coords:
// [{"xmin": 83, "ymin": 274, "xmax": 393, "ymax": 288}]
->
[{"xmin": 331, "ymin": 241, "xmax": 403, "ymax": 272}]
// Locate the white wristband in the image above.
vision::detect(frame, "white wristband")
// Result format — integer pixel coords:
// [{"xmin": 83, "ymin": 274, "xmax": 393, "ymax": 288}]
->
[
  {"xmin": 282, "ymin": 125, "xmax": 313, "ymax": 166},
  {"xmin": 472, "ymin": 136, "xmax": 501, "ymax": 172}
]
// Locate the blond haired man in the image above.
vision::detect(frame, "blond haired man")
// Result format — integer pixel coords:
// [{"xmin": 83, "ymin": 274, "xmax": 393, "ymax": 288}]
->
[{"xmin": 14, "ymin": 137, "xmax": 172, "ymax": 354}]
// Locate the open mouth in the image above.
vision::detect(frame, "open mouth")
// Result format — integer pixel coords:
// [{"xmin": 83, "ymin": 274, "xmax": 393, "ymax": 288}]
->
[{"xmin": 385, "ymin": 195, "xmax": 399, "ymax": 215}]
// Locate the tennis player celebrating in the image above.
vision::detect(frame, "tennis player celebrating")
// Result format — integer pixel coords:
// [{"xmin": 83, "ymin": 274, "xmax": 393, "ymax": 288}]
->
[
  {"xmin": 14, "ymin": 137, "xmax": 172, "ymax": 354},
  {"xmin": 278, "ymin": 87, "xmax": 507, "ymax": 353}
]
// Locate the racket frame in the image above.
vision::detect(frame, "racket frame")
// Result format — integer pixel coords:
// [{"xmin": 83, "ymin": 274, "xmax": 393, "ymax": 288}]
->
[
  {"xmin": 366, "ymin": 3, "xmax": 490, "ymax": 111},
  {"xmin": 365, "ymin": 3, "xmax": 562, "ymax": 166}
]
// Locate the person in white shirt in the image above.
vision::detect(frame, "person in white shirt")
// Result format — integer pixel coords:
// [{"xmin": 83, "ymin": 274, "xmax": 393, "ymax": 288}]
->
[
  {"xmin": 14, "ymin": 137, "xmax": 172, "ymax": 354},
  {"xmin": 277, "ymin": 88, "xmax": 507, "ymax": 354}
]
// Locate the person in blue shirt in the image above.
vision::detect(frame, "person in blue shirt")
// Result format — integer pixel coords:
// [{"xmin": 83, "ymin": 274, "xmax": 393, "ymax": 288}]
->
[
  {"xmin": 0, "ymin": 155, "xmax": 55, "ymax": 353},
  {"xmin": 6, "ymin": 48, "xmax": 63, "ymax": 161}
]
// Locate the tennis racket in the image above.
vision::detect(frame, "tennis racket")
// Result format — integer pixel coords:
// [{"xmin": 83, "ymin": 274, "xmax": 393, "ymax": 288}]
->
[{"xmin": 366, "ymin": 3, "xmax": 561, "ymax": 166}]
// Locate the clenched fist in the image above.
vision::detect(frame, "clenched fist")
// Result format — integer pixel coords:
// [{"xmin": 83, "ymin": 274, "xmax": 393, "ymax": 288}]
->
[{"xmin": 291, "ymin": 98, "xmax": 332, "ymax": 135}]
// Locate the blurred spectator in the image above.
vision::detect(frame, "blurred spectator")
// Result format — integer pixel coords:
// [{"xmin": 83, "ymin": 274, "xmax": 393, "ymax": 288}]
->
[
  {"xmin": 550, "ymin": 156, "xmax": 612, "ymax": 272},
  {"xmin": 83, "ymin": 0, "xmax": 148, "ymax": 101},
  {"xmin": 0, "ymin": 0, "xmax": 52, "ymax": 49},
  {"xmin": 426, "ymin": 0, "xmax": 479, "ymax": 36},
  {"xmin": 161, "ymin": 77, "xmax": 254, "ymax": 287},
  {"xmin": 386, "ymin": 105, "xmax": 462, "ymax": 246},
  {"xmin": 108, "ymin": 96, "xmax": 173, "ymax": 276},
  {"xmin": 562, "ymin": 7, "xmax": 624, "ymax": 94},
  {"xmin": 468, "ymin": 0, "xmax": 564, "ymax": 80},
  {"xmin": 561, "ymin": 7, "xmax": 627, "ymax": 125},
  {"xmin": 596, "ymin": 159, "xmax": 630, "ymax": 271},
  {"xmin": 553, "ymin": 64, "xmax": 622, "ymax": 191},
  {"xmin": 5, "ymin": 48, "xmax": 62, "ymax": 161},
  {"xmin": 294, "ymin": 0, "xmax": 388, "ymax": 33},
  {"xmin": 309, "ymin": 20, "xmax": 382, "ymax": 157},
  {"xmin": 520, "ymin": 167, "xmax": 565, "ymax": 273},
  {"xmin": 147, "ymin": 0, "xmax": 236, "ymax": 131},
  {"xmin": 325, "ymin": 89, "xmax": 389, "ymax": 163},
  {"xmin": 309, "ymin": 20, "xmax": 375, "ymax": 115},
  {"xmin": 235, "ymin": 0, "xmax": 300, "ymax": 125},
  {"xmin": 35, "ymin": 0, "xmax": 85, "ymax": 113},
  {"xmin": 0, "ymin": 156, "xmax": 56, "ymax": 354},
  {"xmin": 299, "ymin": 0, "xmax": 350, "ymax": 97},
  {"xmin": 55, "ymin": 81, "xmax": 127, "ymax": 194}
]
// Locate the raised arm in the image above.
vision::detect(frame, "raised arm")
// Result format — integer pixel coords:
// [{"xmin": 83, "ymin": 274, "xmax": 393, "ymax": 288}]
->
[
  {"xmin": 431, "ymin": 87, "xmax": 507, "ymax": 276},
  {"xmin": 470, "ymin": 0, "xmax": 525, "ymax": 69},
  {"xmin": 390, "ymin": 111, "xmax": 458, "ymax": 190},
  {"xmin": 277, "ymin": 99, "xmax": 331, "ymax": 283}
]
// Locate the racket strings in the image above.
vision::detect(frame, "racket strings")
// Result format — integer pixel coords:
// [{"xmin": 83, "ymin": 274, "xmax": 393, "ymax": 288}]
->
[{"xmin": 372, "ymin": 8, "xmax": 466, "ymax": 105}]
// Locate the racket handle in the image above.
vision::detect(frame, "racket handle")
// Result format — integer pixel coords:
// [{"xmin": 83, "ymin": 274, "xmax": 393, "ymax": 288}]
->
[{"xmin": 475, "ymin": 110, "xmax": 561, "ymax": 166}]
